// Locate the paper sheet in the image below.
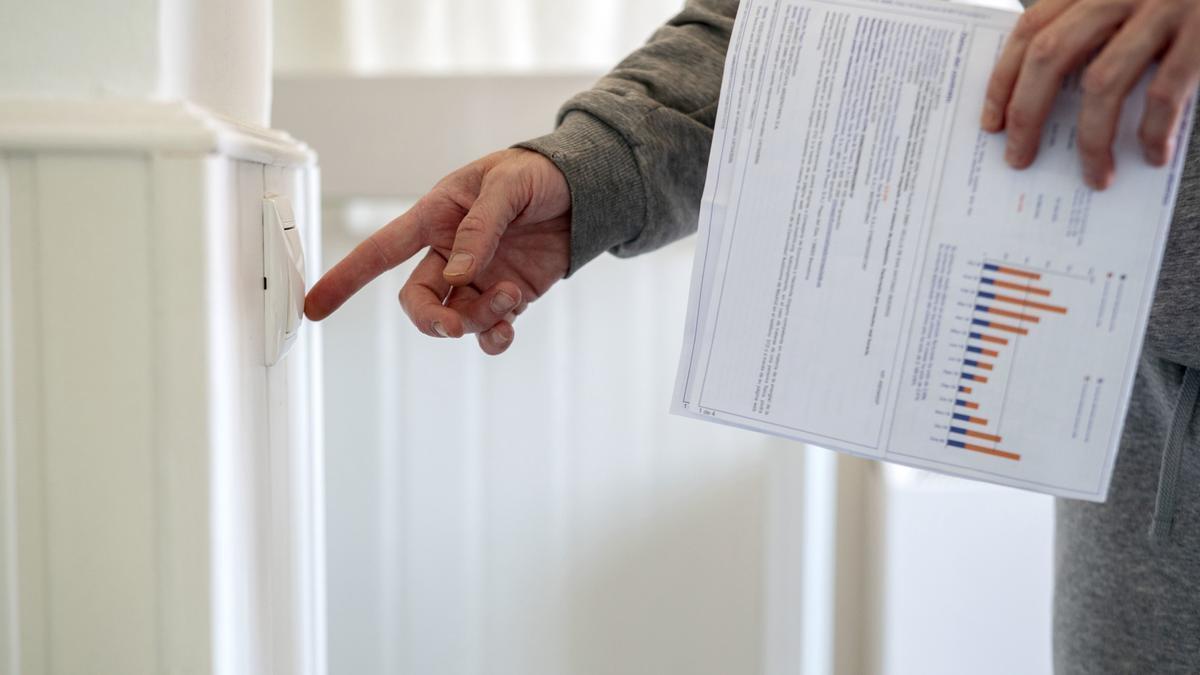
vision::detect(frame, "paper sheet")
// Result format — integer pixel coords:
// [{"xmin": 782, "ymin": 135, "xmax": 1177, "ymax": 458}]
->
[{"xmin": 672, "ymin": 0, "xmax": 1194, "ymax": 500}]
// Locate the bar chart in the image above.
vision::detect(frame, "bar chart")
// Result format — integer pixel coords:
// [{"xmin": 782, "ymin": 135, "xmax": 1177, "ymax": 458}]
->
[{"xmin": 942, "ymin": 261, "xmax": 1071, "ymax": 463}]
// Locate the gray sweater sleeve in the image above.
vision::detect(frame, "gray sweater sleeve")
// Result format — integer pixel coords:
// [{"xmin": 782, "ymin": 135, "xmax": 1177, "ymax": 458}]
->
[{"xmin": 517, "ymin": 0, "xmax": 739, "ymax": 276}]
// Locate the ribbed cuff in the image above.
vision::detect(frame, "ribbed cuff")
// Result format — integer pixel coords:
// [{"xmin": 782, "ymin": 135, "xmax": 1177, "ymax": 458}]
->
[{"xmin": 516, "ymin": 112, "xmax": 645, "ymax": 276}]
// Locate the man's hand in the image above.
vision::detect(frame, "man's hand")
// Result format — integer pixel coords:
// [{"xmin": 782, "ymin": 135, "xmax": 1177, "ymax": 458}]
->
[
  {"xmin": 980, "ymin": 0, "xmax": 1200, "ymax": 189},
  {"xmin": 304, "ymin": 148, "xmax": 571, "ymax": 355}
]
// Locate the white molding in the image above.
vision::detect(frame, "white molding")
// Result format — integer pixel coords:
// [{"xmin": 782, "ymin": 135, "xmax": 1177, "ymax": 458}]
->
[{"xmin": 0, "ymin": 99, "xmax": 314, "ymax": 166}]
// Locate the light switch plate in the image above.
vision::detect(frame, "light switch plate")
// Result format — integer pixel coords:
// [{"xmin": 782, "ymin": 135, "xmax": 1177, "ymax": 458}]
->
[{"xmin": 263, "ymin": 193, "xmax": 305, "ymax": 366}]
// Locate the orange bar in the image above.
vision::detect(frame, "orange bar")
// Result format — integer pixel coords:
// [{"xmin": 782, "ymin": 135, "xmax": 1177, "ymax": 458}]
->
[
  {"xmin": 983, "ymin": 306, "xmax": 1040, "ymax": 323},
  {"xmin": 991, "ymin": 293, "xmax": 1068, "ymax": 314},
  {"xmin": 962, "ymin": 443, "xmax": 1021, "ymax": 461},
  {"xmin": 964, "ymin": 429, "xmax": 1002, "ymax": 443},
  {"xmin": 990, "ymin": 279, "xmax": 1052, "ymax": 296},
  {"xmin": 973, "ymin": 333, "xmax": 1009, "ymax": 346},
  {"xmin": 987, "ymin": 321, "xmax": 1030, "ymax": 336},
  {"xmin": 970, "ymin": 374, "xmax": 990, "ymax": 384},
  {"xmin": 960, "ymin": 386, "xmax": 973, "ymax": 394},
  {"xmin": 992, "ymin": 265, "xmax": 1041, "ymax": 280},
  {"xmin": 979, "ymin": 348, "xmax": 999, "ymax": 358},
  {"xmin": 962, "ymin": 415, "xmax": 989, "ymax": 426},
  {"xmin": 968, "ymin": 361, "xmax": 994, "ymax": 371},
  {"xmin": 956, "ymin": 400, "xmax": 980, "ymax": 409}
]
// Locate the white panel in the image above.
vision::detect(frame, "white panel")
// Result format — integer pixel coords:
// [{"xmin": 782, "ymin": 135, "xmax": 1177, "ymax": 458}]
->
[
  {"xmin": 3, "ymin": 154, "xmax": 48, "ymax": 675},
  {"xmin": 234, "ymin": 160, "xmax": 274, "ymax": 675},
  {"xmin": 206, "ymin": 155, "xmax": 258, "ymax": 675},
  {"xmin": 149, "ymin": 154, "xmax": 218, "ymax": 673},
  {"xmin": 209, "ymin": 157, "xmax": 324, "ymax": 675},
  {"xmin": 876, "ymin": 468, "xmax": 1054, "ymax": 675},
  {"xmin": 35, "ymin": 155, "xmax": 159, "ymax": 674},
  {"xmin": 0, "ymin": 154, "xmax": 20, "ymax": 675},
  {"xmin": 262, "ymin": 163, "xmax": 326, "ymax": 675}
]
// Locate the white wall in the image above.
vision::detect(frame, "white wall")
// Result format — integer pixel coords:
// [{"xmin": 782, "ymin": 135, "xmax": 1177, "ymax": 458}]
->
[
  {"xmin": 274, "ymin": 0, "xmax": 686, "ymax": 73},
  {"xmin": 0, "ymin": 0, "xmax": 272, "ymax": 125},
  {"xmin": 318, "ymin": 200, "xmax": 824, "ymax": 675}
]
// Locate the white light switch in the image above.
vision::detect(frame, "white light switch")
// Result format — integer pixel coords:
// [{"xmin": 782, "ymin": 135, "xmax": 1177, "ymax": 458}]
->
[{"xmin": 263, "ymin": 193, "xmax": 305, "ymax": 366}]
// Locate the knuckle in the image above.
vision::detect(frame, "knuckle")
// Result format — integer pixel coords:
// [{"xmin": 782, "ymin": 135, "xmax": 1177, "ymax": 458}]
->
[
  {"xmin": 1013, "ymin": 10, "xmax": 1042, "ymax": 39},
  {"xmin": 1027, "ymin": 33, "xmax": 1060, "ymax": 67},
  {"xmin": 1081, "ymin": 63, "xmax": 1118, "ymax": 98},
  {"xmin": 1005, "ymin": 104, "xmax": 1034, "ymax": 131},
  {"xmin": 1145, "ymin": 82, "xmax": 1180, "ymax": 110},
  {"xmin": 456, "ymin": 212, "xmax": 493, "ymax": 237},
  {"xmin": 1158, "ymin": 59, "xmax": 1192, "ymax": 91}
]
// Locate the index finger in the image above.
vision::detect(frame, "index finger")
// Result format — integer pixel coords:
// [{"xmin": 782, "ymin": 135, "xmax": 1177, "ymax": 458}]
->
[
  {"xmin": 304, "ymin": 202, "xmax": 428, "ymax": 321},
  {"xmin": 981, "ymin": 0, "xmax": 1075, "ymax": 131}
]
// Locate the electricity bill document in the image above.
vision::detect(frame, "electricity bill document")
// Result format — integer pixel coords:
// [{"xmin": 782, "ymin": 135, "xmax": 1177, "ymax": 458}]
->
[{"xmin": 672, "ymin": 0, "xmax": 1194, "ymax": 500}]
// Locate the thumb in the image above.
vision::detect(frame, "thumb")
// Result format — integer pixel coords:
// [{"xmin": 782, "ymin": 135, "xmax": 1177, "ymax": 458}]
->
[{"xmin": 443, "ymin": 172, "xmax": 526, "ymax": 286}]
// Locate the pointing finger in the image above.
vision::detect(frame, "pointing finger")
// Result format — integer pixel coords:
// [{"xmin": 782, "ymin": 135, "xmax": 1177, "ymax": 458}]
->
[{"xmin": 305, "ymin": 201, "xmax": 428, "ymax": 321}]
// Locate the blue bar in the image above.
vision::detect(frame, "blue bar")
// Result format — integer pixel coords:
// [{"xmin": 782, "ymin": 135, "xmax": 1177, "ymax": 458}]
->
[
  {"xmin": 964, "ymin": 359, "xmax": 981, "ymax": 368},
  {"xmin": 962, "ymin": 372, "xmax": 977, "ymax": 381},
  {"xmin": 958, "ymin": 385, "xmax": 969, "ymax": 392},
  {"xmin": 972, "ymin": 318, "xmax": 990, "ymax": 328},
  {"xmin": 949, "ymin": 426, "xmax": 968, "ymax": 435},
  {"xmin": 969, "ymin": 331, "xmax": 984, "ymax": 340},
  {"xmin": 981, "ymin": 278, "xmax": 996, "ymax": 286},
  {"xmin": 954, "ymin": 399, "xmax": 969, "ymax": 407},
  {"xmin": 952, "ymin": 413, "xmax": 971, "ymax": 422},
  {"xmin": 978, "ymin": 290, "xmax": 996, "ymax": 300},
  {"xmin": 983, "ymin": 263, "xmax": 1000, "ymax": 272},
  {"xmin": 975, "ymin": 304, "xmax": 991, "ymax": 313},
  {"xmin": 947, "ymin": 439, "xmax": 967, "ymax": 449},
  {"xmin": 967, "ymin": 345, "xmax": 983, "ymax": 354}
]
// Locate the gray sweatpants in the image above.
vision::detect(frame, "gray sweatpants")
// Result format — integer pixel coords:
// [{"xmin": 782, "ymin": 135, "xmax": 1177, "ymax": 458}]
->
[{"xmin": 1055, "ymin": 353, "xmax": 1200, "ymax": 673}]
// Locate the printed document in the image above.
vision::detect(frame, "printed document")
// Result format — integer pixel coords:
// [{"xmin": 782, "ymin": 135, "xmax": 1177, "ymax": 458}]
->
[{"xmin": 672, "ymin": 0, "xmax": 1194, "ymax": 500}]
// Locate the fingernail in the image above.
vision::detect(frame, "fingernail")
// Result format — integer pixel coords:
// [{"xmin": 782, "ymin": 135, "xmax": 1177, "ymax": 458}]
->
[
  {"xmin": 490, "ymin": 291, "xmax": 516, "ymax": 314},
  {"xmin": 433, "ymin": 321, "xmax": 449, "ymax": 337},
  {"xmin": 981, "ymin": 101, "xmax": 999, "ymax": 129},
  {"xmin": 444, "ymin": 252, "xmax": 474, "ymax": 277}
]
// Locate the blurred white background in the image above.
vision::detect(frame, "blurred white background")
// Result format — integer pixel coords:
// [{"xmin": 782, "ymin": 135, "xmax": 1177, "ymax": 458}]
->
[
  {"xmin": 271, "ymin": 1, "xmax": 1056, "ymax": 674},
  {"xmin": 276, "ymin": 0, "xmax": 687, "ymax": 74}
]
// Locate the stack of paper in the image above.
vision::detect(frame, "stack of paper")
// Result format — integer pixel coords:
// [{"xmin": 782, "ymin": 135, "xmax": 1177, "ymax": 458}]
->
[{"xmin": 672, "ymin": 0, "xmax": 1193, "ymax": 500}]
